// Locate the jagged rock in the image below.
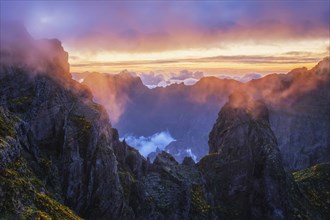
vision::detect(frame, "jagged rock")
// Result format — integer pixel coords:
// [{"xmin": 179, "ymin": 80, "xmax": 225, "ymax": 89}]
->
[
  {"xmin": 153, "ymin": 151, "xmax": 179, "ymax": 167},
  {"xmin": 116, "ymin": 150, "xmax": 207, "ymax": 220},
  {"xmin": 182, "ymin": 157, "xmax": 195, "ymax": 166},
  {"xmin": 203, "ymin": 95, "xmax": 291, "ymax": 219}
]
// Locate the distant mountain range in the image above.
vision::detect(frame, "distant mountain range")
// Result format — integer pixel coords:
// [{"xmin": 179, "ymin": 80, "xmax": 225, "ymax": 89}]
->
[{"xmin": 78, "ymin": 58, "xmax": 330, "ymax": 170}]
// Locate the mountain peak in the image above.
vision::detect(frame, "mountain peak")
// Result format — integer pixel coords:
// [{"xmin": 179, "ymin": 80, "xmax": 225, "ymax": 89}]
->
[{"xmin": 205, "ymin": 93, "xmax": 290, "ymax": 219}]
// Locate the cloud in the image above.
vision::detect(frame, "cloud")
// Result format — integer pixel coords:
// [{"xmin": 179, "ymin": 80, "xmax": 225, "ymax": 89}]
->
[
  {"xmin": 1, "ymin": 1, "xmax": 328, "ymax": 53},
  {"xmin": 0, "ymin": 20, "xmax": 69, "ymax": 77},
  {"xmin": 185, "ymin": 149, "xmax": 197, "ymax": 162},
  {"xmin": 122, "ymin": 131, "xmax": 175, "ymax": 157},
  {"xmin": 138, "ymin": 70, "xmax": 204, "ymax": 88},
  {"xmin": 218, "ymin": 73, "xmax": 262, "ymax": 83},
  {"xmin": 170, "ymin": 70, "xmax": 204, "ymax": 80},
  {"xmin": 183, "ymin": 78, "xmax": 199, "ymax": 86},
  {"xmin": 140, "ymin": 72, "xmax": 165, "ymax": 87},
  {"xmin": 81, "ymin": 71, "xmax": 139, "ymax": 124},
  {"xmin": 70, "ymin": 53, "xmax": 327, "ymax": 73}
]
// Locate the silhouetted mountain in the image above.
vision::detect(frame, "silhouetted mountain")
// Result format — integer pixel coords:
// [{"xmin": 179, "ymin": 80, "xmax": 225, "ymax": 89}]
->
[
  {"xmin": 81, "ymin": 58, "xmax": 330, "ymax": 170},
  {"xmin": 203, "ymin": 96, "xmax": 291, "ymax": 219}
]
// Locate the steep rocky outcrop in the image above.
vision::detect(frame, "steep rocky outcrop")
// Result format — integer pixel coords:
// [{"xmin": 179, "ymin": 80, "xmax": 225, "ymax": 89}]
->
[
  {"xmin": 0, "ymin": 24, "xmax": 131, "ymax": 219},
  {"xmin": 203, "ymin": 94, "xmax": 290, "ymax": 219},
  {"xmin": 248, "ymin": 58, "xmax": 330, "ymax": 170},
  {"xmin": 0, "ymin": 107, "xmax": 82, "ymax": 219},
  {"xmin": 133, "ymin": 151, "xmax": 207, "ymax": 219}
]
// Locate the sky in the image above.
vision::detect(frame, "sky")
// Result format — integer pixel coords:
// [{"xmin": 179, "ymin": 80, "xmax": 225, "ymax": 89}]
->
[{"xmin": 1, "ymin": 0, "xmax": 329, "ymax": 77}]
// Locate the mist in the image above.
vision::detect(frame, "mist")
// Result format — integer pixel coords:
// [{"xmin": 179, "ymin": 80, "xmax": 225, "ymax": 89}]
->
[
  {"xmin": 122, "ymin": 131, "xmax": 176, "ymax": 157},
  {"xmin": 0, "ymin": 20, "xmax": 70, "ymax": 79}
]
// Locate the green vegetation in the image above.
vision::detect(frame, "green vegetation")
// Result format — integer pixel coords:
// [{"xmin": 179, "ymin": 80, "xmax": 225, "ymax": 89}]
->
[
  {"xmin": 293, "ymin": 163, "xmax": 330, "ymax": 217},
  {"xmin": 0, "ymin": 109, "xmax": 17, "ymax": 138},
  {"xmin": 118, "ymin": 169, "xmax": 136, "ymax": 200},
  {"xmin": 189, "ymin": 184, "xmax": 211, "ymax": 219},
  {"xmin": 0, "ymin": 158, "xmax": 82, "ymax": 220},
  {"xmin": 70, "ymin": 115, "xmax": 92, "ymax": 133}
]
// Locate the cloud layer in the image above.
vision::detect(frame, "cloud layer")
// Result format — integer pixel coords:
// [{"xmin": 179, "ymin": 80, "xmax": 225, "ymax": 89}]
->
[
  {"xmin": 1, "ymin": 1, "xmax": 329, "ymax": 53},
  {"xmin": 122, "ymin": 131, "xmax": 175, "ymax": 157},
  {"xmin": 1, "ymin": 1, "xmax": 328, "ymax": 76}
]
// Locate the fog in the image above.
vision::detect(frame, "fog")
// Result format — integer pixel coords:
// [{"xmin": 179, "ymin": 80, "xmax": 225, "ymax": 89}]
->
[
  {"xmin": 122, "ymin": 131, "xmax": 175, "ymax": 157},
  {"xmin": 0, "ymin": 20, "xmax": 70, "ymax": 79}
]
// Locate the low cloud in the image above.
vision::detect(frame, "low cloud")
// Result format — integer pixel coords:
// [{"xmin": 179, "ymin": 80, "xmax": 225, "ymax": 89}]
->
[
  {"xmin": 218, "ymin": 73, "xmax": 262, "ymax": 82},
  {"xmin": 140, "ymin": 72, "xmax": 165, "ymax": 87},
  {"xmin": 122, "ymin": 131, "xmax": 175, "ymax": 157},
  {"xmin": 170, "ymin": 70, "xmax": 204, "ymax": 80},
  {"xmin": 139, "ymin": 70, "xmax": 204, "ymax": 88}
]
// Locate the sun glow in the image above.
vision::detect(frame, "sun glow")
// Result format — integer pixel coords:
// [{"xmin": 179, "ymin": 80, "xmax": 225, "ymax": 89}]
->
[{"xmin": 68, "ymin": 38, "xmax": 329, "ymax": 75}]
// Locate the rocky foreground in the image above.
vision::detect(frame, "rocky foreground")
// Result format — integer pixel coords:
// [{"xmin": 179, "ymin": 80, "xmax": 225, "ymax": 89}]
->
[{"xmin": 0, "ymin": 25, "xmax": 329, "ymax": 219}]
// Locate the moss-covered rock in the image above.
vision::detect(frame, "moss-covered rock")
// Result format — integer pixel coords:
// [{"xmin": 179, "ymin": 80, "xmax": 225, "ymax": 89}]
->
[
  {"xmin": 0, "ymin": 157, "xmax": 82, "ymax": 220},
  {"xmin": 189, "ymin": 184, "xmax": 211, "ymax": 219},
  {"xmin": 0, "ymin": 108, "xmax": 17, "ymax": 138},
  {"xmin": 293, "ymin": 163, "xmax": 330, "ymax": 218}
]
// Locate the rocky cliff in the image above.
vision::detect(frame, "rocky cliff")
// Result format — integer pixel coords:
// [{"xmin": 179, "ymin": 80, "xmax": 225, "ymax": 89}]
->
[
  {"xmin": 203, "ymin": 93, "xmax": 329, "ymax": 219},
  {"xmin": 246, "ymin": 58, "xmax": 330, "ymax": 170},
  {"xmin": 205, "ymin": 94, "xmax": 290, "ymax": 219},
  {"xmin": 0, "ymin": 24, "xmax": 132, "ymax": 219}
]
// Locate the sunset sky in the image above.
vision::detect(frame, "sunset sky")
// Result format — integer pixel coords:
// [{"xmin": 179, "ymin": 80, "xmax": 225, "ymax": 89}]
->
[{"xmin": 1, "ymin": 0, "xmax": 329, "ymax": 77}]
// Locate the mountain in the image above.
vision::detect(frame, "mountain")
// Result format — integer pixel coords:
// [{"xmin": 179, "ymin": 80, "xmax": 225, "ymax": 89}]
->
[
  {"xmin": 245, "ymin": 60, "xmax": 330, "ymax": 170},
  {"xmin": 81, "ymin": 58, "xmax": 330, "ymax": 170},
  {"xmin": 0, "ymin": 24, "xmax": 132, "ymax": 219},
  {"xmin": 202, "ymin": 95, "xmax": 291, "ymax": 219},
  {"xmin": 82, "ymin": 73, "xmax": 242, "ymax": 162},
  {"xmin": 1, "ymin": 24, "xmax": 329, "ymax": 219}
]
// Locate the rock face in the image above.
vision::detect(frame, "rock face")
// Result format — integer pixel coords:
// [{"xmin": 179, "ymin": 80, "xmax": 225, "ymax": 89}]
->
[
  {"xmin": 249, "ymin": 58, "xmax": 330, "ymax": 170},
  {"xmin": 292, "ymin": 163, "xmax": 330, "ymax": 217},
  {"xmin": 0, "ymin": 24, "xmax": 130, "ymax": 219},
  {"xmin": 135, "ymin": 151, "xmax": 205, "ymax": 219},
  {"xmin": 204, "ymin": 94, "xmax": 290, "ymax": 219}
]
